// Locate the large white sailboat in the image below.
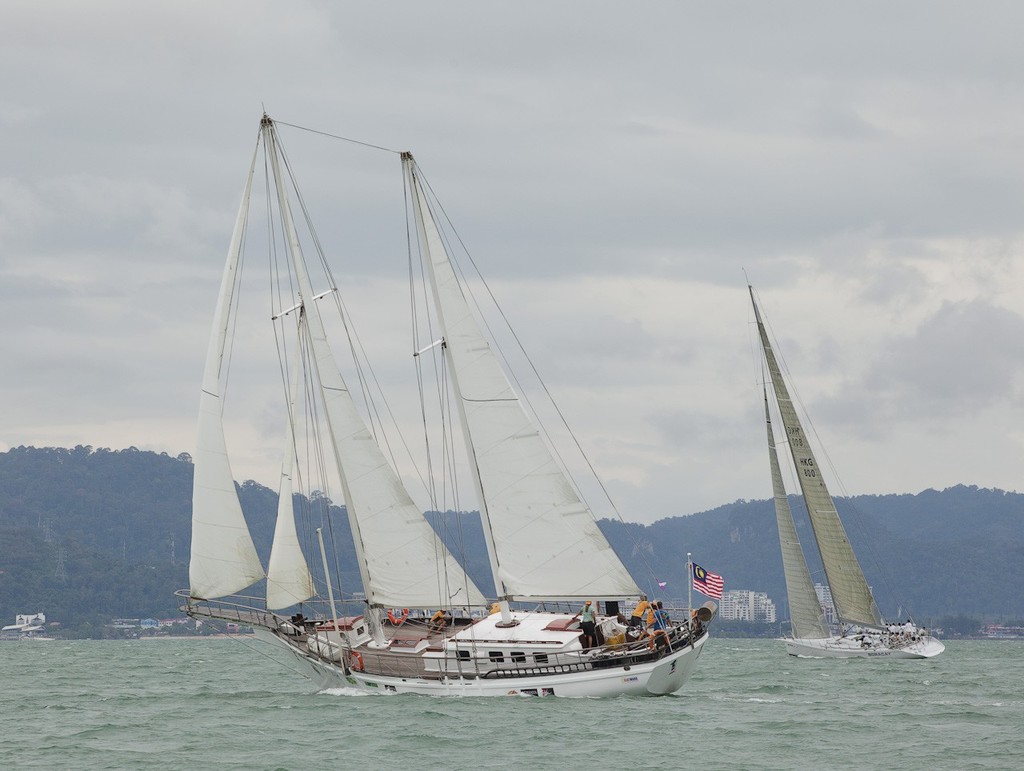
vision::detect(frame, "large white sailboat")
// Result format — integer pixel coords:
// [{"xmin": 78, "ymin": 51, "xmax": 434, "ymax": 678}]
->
[
  {"xmin": 750, "ymin": 285, "xmax": 943, "ymax": 659},
  {"xmin": 179, "ymin": 115, "xmax": 715, "ymax": 696}
]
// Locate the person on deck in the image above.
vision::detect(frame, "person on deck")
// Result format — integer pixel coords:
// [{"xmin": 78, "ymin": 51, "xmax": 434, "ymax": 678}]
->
[
  {"xmin": 649, "ymin": 601, "xmax": 670, "ymax": 650},
  {"xmin": 628, "ymin": 595, "xmax": 651, "ymax": 630},
  {"xmin": 574, "ymin": 600, "xmax": 597, "ymax": 649},
  {"xmin": 428, "ymin": 609, "xmax": 448, "ymax": 633}
]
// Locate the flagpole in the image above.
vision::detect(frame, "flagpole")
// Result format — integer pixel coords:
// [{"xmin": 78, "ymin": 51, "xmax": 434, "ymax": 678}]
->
[{"xmin": 687, "ymin": 552, "xmax": 692, "ymax": 618}]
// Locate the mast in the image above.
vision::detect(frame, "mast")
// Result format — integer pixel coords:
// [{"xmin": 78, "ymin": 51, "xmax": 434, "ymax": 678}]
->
[
  {"xmin": 764, "ymin": 387, "xmax": 830, "ymax": 639},
  {"xmin": 405, "ymin": 154, "xmax": 639, "ymax": 614},
  {"xmin": 262, "ymin": 118, "xmax": 485, "ymax": 627},
  {"xmin": 750, "ymin": 285, "xmax": 883, "ymax": 629}
]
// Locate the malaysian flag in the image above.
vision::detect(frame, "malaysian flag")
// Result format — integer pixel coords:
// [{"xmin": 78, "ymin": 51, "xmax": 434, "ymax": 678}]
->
[{"xmin": 692, "ymin": 562, "xmax": 724, "ymax": 599}]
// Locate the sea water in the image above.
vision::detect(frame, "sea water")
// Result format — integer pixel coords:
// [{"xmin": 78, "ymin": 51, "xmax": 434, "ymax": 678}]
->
[{"xmin": 0, "ymin": 637, "xmax": 1020, "ymax": 770}]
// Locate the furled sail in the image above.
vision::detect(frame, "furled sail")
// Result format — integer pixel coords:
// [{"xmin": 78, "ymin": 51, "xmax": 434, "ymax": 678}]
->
[
  {"xmin": 764, "ymin": 390, "xmax": 830, "ymax": 639},
  {"xmin": 263, "ymin": 122, "xmax": 485, "ymax": 610},
  {"xmin": 407, "ymin": 154, "xmax": 639, "ymax": 601},
  {"xmin": 189, "ymin": 147, "xmax": 266, "ymax": 600},
  {"xmin": 266, "ymin": 335, "xmax": 316, "ymax": 610},
  {"xmin": 750, "ymin": 286, "xmax": 882, "ymax": 628}
]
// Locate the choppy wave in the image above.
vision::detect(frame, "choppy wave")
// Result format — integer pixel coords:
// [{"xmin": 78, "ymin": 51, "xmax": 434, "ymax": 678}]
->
[{"xmin": 0, "ymin": 638, "xmax": 1021, "ymax": 769}]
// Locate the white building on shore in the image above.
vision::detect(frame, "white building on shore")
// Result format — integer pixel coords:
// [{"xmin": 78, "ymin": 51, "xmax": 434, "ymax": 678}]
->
[
  {"xmin": 719, "ymin": 590, "xmax": 777, "ymax": 623},
  {"xmin": 0, "ymin": 613, "xmax": 51, "ymax": 640}
]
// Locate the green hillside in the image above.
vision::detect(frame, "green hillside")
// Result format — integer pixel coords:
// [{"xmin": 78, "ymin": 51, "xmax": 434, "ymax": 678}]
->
[{"xmin": 0, "ymin": 446, "xmax": 1020, "ymax": 630}]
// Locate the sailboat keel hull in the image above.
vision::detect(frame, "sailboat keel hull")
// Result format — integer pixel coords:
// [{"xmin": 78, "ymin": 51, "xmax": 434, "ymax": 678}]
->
[
  {"xmin": 255, "ymin": 626, "xmax": 710, "ymax": 697},
  {"xmin": 784, "ymin": 635, "xmax": 945, "ymax": 659}
]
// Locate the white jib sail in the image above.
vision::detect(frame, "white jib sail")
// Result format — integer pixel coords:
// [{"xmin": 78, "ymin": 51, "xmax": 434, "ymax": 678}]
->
[
  {"xmin": 408, "ymin": 156, "xmax": 639, "ymax": 601},
  {"xmin": 264, "ymin": 124, "xmax": 485, "ymax": 610},
  {"xmin": 189, "ymin": 146, "xmax": 265, "ymax": 600},
  {"xmin": 266, "ymin": 331, "xmax": 316, "ymax": 610}
]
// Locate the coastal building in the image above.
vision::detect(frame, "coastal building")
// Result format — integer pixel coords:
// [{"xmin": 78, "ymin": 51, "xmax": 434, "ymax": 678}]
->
[
  {"xmin": 814, "ymin": 583, "xmax": 838, "ymax": 627},
  {"xmin": 719, "ymin": 590, "xmax": 777, "ymax": 623},
  {"xmin": 0, "ymin": 613, "xmax": 51, "ymax": 640}
]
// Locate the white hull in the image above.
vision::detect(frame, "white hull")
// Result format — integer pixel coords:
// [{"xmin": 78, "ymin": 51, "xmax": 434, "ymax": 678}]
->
[
  {"xmin": 256, "ymin": 625, "xmax": 710, "ymax": 697},
  {"xmin": 784, "ymin": 635, "xmax": 945, "ymax": 659}
]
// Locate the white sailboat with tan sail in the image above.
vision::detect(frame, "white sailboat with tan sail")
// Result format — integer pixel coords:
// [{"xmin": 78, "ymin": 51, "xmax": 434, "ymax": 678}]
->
[
  {"xmin": 750, "ymin": 285, "xmax": 943, "ymax": 659},
  {"xmin": 179, "ymin": 114, "xmax": 716, "ymax": 696}
]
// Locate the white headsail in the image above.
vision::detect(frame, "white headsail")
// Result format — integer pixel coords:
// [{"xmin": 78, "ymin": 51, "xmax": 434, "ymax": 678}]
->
[
  {"xmin": 406, "ymin": 154, "xmax": 639, "ymax": 602},
  {"xmin": 266, "ymin": 331, "xmax": 316, "ymax": 610},
  {"xmin": 189, "ymin": 145, "xmax": 265, "ymax": 600}
]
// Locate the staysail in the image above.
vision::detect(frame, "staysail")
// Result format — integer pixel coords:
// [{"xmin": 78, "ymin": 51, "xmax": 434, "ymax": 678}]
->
[
  {"xmin": 764, "ymin": 389, "xmax": 830, "ymax": 639},
  {"xmin": 266, "ymin": 332, "xmax": 316, "ymax": 610},
  {"xmin": 263, "ymin": 121, "xmax": 485, "ymax": 610},
  {"xmin": 189, "ymin": 144, "xmax": 265, "ymax": 600},
  {"xmin": 750, "ymin": 286, "xmax": 882, "ymax": 628},
  {"xmin": 406, "ymin": 154, "xmax": 639, "ymax": 601}
]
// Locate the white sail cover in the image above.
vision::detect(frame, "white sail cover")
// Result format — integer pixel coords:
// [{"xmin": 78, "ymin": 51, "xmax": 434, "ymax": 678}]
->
[
  {"xmin": 764, "ymin": 391, "xmax": 830, "ymax": 639},
  {"xmin": 408, "ymin": 156, "xmax": 639, "ymax": 601},
  {"xmin": 264, "ymin": 125, "xmax": 486, "ymax": 610},
  {"xmin": 266, "ymin": 350, "xmax": 316, "ymax": 610},
  {"xmin": 751, "ymin": 287, "xmax": 883, "ymax": 628},
  {"xmin": 189, "ymin": 153, "xmax": 265, "ymax": 600}
]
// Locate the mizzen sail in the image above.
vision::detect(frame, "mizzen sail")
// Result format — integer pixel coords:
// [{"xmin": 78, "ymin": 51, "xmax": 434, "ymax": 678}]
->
[{"xmin": 407, "ymin": 155, "xmax": 638, "ymax": 601}]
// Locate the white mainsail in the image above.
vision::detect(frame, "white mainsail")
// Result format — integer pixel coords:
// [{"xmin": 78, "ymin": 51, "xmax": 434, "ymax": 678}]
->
[
  {"xmin": 266, "ymin": 334, "xmax": 316, "ymax": 610},
  {"xmin": 764, "ymin": 390, "xmax": 830, "ymax": 639},
  {"xmin": 406, "ymin": 154, "xmax": 639, "ymax": 601},
  {"xmin": 189, "ymin": 147, "xmax": 265, "ymax": 600},
  {"xmin": 750, "ymin": 286, "xmax": 883, "ymax": 629},
  {"xmin": 263, "ymin": 123, "xmax": 486, "ymax": 610}
]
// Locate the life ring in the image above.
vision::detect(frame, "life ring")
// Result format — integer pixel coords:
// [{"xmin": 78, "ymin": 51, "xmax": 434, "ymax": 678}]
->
[
  {"xmin": 349, "ymin": 651, "xmax": 364, "ymax": 672},
  {"xmin": 387, "ymin": 608, "xmax": 409, "ymax": 625}
]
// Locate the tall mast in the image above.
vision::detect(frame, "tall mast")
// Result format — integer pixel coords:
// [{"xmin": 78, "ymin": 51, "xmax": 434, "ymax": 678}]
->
[{"xmin": 263, "ymin": 119, "xmax": 485, "ymax": 630}]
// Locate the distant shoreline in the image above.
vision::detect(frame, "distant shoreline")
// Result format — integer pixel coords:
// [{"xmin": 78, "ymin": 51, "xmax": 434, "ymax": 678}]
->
[{"xmin": 137, "ymin": 634, "xmax": 254, "ymax": 640}]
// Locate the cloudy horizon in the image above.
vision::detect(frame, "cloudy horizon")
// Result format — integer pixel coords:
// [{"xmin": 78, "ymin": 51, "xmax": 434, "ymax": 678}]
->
[{"xmin": 3, "ymin": 2, "xmax": 1023, "ymax": 523}]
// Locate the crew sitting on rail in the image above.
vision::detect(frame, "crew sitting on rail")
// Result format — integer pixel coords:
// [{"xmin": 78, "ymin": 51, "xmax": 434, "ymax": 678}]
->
[{"xmin": 648, "ymin": 601, "xmax": 670, "ymax": 651}]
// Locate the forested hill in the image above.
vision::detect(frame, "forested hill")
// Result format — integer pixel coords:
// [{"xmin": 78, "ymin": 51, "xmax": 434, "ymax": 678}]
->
[{"xmin": 1, "ymin": 446, "xmax": 1021, "ymax": 627}]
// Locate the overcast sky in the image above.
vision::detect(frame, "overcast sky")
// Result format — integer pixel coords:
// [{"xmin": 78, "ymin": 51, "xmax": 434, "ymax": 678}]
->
[{"xmin": 3, "ymin": 2, "xmax": 1023, "ymax": 524}]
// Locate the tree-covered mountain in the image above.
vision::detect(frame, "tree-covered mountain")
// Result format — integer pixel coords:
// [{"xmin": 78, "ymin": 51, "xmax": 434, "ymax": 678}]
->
[{"xmin": 0, "ymin": 445, "xmax": 1021, "ymax": 628}]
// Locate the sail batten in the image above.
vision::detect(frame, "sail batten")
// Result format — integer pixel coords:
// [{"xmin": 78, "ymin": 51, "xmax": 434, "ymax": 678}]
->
[
  {"xmin": 408, "ymin": 157, "xmax": 639, "ymax": 600},
  {"xmin": 751, "ymin": 286, "xmax": 883, "ymax": 629}
]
